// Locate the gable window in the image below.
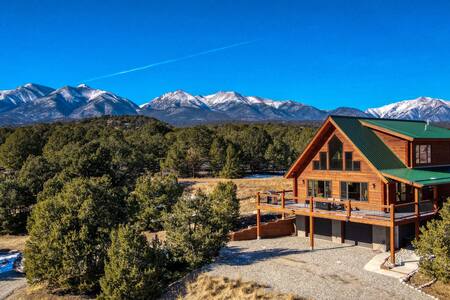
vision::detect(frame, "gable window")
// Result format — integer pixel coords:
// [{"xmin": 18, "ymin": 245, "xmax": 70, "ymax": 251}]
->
[
  {"xmin": 307, "ymin": 180, "xmax": 332, "ymax": 198},
  {"xmin": 313, "ymin": 152, "xmax": 327, "ymax": 170},
  {"xmin": 340, "ymin": 182, "xmax": 368, "ymax": 201},
  {"xmin": 345, "ymin": 152, "xmax": 361, "ymax": 171},
  {"xmin": 415, "ymin": 144, "xmax": 431, "ymax": 164},
  {"xmin": 328, "ymin": 135, "xmax": 343, "ymax": 170}
]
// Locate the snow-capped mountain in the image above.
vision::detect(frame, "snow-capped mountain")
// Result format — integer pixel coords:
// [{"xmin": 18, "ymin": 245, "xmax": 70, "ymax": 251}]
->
[
  {"xmin": 0, "ymin": 83, "xmax": 138, "ymax": 125},
  {"xmin": 366, "ymin": 97, "xmax": 450, "ymax": 121},
  {"xmin": 1, "ymin": 84, "xmax": 449, "ymax": 126},
  {"xmin": 139, "ymin": 90, "xmax": 327, "ymax": 124}
]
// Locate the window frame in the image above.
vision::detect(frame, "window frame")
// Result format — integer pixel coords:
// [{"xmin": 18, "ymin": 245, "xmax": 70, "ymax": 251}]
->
[
  {"xmin": 328, "ymin": 135, "xmax": 343, "ymax": 170},
  {"xmin": 415, "ymin": 144, "xmax": 431, "ymax": 164},
  {"xmin": 340, "ymin": 181, "xmax": 368, "ymax": 201},
  {"xmin": 307, "ymin": 180, "xmax": 332, "ymax": 198}
]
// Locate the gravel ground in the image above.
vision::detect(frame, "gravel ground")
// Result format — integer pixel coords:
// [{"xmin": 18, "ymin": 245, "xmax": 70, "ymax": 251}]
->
[
  {"xmin": 0, "ymin": 271, "xmax": 26, "ymax": 300},
  {"xmin": 204, "ymin": 237, "xmax": 430, "ymax": 300}
]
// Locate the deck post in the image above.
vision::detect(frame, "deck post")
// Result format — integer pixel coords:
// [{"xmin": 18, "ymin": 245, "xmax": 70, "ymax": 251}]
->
[
  {"xmin": 281, "ymin": 190, "xmax": 286, "ymax": 220},
  {"xmin": 346, "ymin": 200, "xmax": 351, "ymax": 219},
  {"xmin": 433, "ymin": 186, "xmax": 438, "ymax": 211},
  {"xmin": 390, "ymin": 203, "xmax": 395, "ymax": 265},
  {"xmin": 256, "ymin": 192, "xmax": 261, "ymax": 240},
  {"xmin": 414, "ymin": 187, "xmax": 420, "ymax": 240},
  {"xmin": 256, "ymin": 208, "xmax": 261, "ymax": 240},
  {"xmin": 309, "ymin": 197, "xmax": 314, "ymax": 250},
  {"xmin": 340, "ymin": 221, "xmax": 345, "ymax": 244},
  {"xmin": 293, "ymin": 177, "xmax": 298, "ymax": 203}
]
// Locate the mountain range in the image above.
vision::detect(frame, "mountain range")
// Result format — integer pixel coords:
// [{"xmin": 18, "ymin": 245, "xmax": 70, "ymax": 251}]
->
[{"xmin": 0, "ymin": 83, "xmax": 449, "ymax": 126}]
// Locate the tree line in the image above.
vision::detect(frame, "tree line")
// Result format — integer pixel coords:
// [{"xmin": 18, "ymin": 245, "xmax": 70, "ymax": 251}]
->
[
  {"xmin": 0, "ymin": 116, "xmax": 315, "ymax": 235},
  {"xmin": 0, "ymin": 116, "xmax": 315, "ymax": 298}
]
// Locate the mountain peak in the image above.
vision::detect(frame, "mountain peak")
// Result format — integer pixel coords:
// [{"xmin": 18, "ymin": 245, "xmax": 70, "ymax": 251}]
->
[{"xmin": 366, "ymin": 96, "xmax": 450, "ymax": 121}]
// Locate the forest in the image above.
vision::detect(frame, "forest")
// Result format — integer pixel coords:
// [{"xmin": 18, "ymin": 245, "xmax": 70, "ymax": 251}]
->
[{"xmin": 0, "ymin": 116, "xmax": 316, "ymax": 298}]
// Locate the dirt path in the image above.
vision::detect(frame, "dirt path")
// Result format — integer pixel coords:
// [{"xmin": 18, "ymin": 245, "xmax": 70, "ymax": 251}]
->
[
  {"xmin": 204, "ymin": 236, "xmax": 430, "ymax": 300},
  {"xmin": 0, "ymin": 271, "xmax": 26, "ymax": 300}
]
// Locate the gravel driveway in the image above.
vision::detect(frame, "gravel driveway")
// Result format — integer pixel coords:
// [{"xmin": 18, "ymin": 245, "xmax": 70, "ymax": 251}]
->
[
  {"xmin": 204, "ymin": 237, "xmax": 429, "ymax": 300},
  {"xmin": 0, "ymin": 271, "xmax": 26, "ymax": 300}
]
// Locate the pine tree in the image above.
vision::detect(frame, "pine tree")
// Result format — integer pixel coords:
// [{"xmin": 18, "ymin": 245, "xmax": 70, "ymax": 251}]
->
[
  {"xmin": 163, "ymin": 191, "xmax": 226, "ymax": 268},
  {"xmin": 127, "ymin": 173, "xmax": 183, "ymax": 231},
  {"xmin": 99, "ymin": 225, "xmax": 167, "ymax": 300},
  {"xmin": 209, "ymin": 137, "xmax": 226, "ymax": 176},
  {"xmin": 219, "ymin": 144, "xmax": 243, "ymax": 178},
  {"xmin": 413, "ymin": 201, "xmax": 450, "ymax": 282}
]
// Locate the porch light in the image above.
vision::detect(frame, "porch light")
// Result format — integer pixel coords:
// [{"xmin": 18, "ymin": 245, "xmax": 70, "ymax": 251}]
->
[{"xmin": 372, "ymin": 183, "xmax": 376, "ymax": 189}]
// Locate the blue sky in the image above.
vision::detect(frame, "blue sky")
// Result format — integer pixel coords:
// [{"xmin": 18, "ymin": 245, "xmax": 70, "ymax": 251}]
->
[{"xmin": 1, "ymin": 0, "xmax": 450, "ymax": 109}]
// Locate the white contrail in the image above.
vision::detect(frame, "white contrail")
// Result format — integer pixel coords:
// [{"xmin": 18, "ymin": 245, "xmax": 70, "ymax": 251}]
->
[{"xmin": 82, "ymin": 40, "xmax": 257, "ymax": 83}]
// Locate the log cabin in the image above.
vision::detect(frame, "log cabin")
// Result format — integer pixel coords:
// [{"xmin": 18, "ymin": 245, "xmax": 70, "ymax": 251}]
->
[{"xmin": 256, "ymin": 115, "xmax": 450, "ymax": 264}]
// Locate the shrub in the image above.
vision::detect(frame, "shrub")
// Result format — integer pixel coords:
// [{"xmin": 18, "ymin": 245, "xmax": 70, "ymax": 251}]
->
[
  {"xmin": 25, "ymin": 176, "xmax": 126, "ymax": 293},
  {"xmin": 99, "ymin": 225, "xmax": 168, "ymax": 300},
  {"xmin": 164, "ymin": 183, "xmax": 238, "ymax": 269},
  {"xmin": 127, "ymin": 173, "xmax": 183, "ymax": 231},
  {"xmin": 413, "ymin": 201, "xmax": 450, "ymax": 283}
]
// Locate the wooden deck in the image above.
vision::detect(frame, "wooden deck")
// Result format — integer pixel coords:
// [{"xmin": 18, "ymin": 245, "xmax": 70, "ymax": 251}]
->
[
  {"xmin": 258, "ymin": 199, "xmax": 437, "ymax": 227},
  {"xmin": 255, "ymin": 190, "xmax": 439, "ymax": 265}
]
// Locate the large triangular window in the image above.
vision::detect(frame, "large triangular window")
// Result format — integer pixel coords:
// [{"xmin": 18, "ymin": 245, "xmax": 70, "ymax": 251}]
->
[{"xmin": 328, "ymin": 135, "xmax": 343, "ymax": 170}]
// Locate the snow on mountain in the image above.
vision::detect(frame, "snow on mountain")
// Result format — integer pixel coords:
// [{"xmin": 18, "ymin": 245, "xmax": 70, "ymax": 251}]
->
[
  {"xmin": 366, "ymin": 97, "xmax": 450, "ymax": 121},
  {"xmin": 1, "ymin": 83, "xmax": 449, "ymax": 126},
  {"xmin": 0, "ymin": 83, "xmax": 55, "ymax": 113},
  {"xmin": 143, "ymin": 90, "xmax": 209, "ymax": 110},
  {"xmin": 0, "ymin": 83, "xmax": 138, "ymax": 125}
]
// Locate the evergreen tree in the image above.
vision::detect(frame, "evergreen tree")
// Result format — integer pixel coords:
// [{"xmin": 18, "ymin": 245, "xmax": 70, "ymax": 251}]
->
[
  {"xmin": 164, "ymin": 191, "xmax": 226, "ymax": 269},
  {"xmin": 0, "ymin": 179, "xmax": 33, "ymax": 234},
  {"xmin": 209, "ymin": 137, "xmax": 226, "ymax": 176},
  {"xmin": 413, "ymin": 201, "xmax": 450, "ymax": 282},
  {"xmin": 25, "ymin": 176, "xmax": 126, "ymax": 293},
  {"xmin": 128, "ymin": 173, "xmax": 183, "ymax": 231},
  {"xmin": 18, "ymin": 155, "xmax": 55, "ymax": 197},
  {"xmin": 209, "ymin": 181, "xmax": 239, "ymax": 232},
  {"xmin": 99, "ymin": 225, "xmax": 168, "ymax": 300},
  {"xmin": 219, "ymin": 144, "xmax": 243, "ymax": 178}
]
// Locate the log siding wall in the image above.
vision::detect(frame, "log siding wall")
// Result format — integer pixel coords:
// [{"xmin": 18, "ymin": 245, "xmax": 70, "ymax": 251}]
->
[{"xmin": 296, "ymin": 128, "xmax": 385, "ymax": 208}]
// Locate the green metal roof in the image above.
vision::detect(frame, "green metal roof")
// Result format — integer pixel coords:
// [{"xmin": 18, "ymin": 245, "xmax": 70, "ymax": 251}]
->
[
  {"xmin": 331, "ymin": 116, "xmax": 406, "ymax": 170},
  {"xmin": 362, "ymin": 119, "xmax": 450, "ymax": 139},
  {"xmin": 381, "ymin": 167, "xmax": 450, "ymax": 186}
]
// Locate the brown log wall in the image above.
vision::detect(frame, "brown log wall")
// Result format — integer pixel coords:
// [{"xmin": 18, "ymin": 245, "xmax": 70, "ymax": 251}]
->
[{"xmin": 229, "ymin": 218, "xmax": 295, "ymax": 241}]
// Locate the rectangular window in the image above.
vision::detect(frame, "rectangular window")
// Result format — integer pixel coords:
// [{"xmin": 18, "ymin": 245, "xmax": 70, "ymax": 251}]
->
[
  {"xmin": 312, "ymin": 161, "xmax": 320, "ymax": 170},
  {"xmin": 319, "ymin": 152, "xmax": 327, "ymax": 170},
  {"xmin": 312, "ymin": 152, "xmax": 327, "ymax": 170},
  {"xmin": 345, "ymin": 152, "xmax": 361, "ymax": 171},
  {"xmin": 340, "ymin": 182, "xmax": 368, "ymax": 201},
  {"xmin": 415, "ymin": 144, "xmax": 431, "ymax": 164},
  {"xmin": 345, "ymin": 152, "xmax": 353, "ymax": 170},
  {"xmin": 307, "ymin": 180, "xmax": 332, "ymax": 198}
]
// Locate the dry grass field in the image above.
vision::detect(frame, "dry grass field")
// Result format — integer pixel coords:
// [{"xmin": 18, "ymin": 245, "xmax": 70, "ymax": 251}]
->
[
  {"xmin": 179, "ymin": 176, "xmax": 292, "ymax": 214},
  {"xmin": 409, "ymin": 272, "xmax": 450, "ymax": 300},
  {"xmin": 0, "ymin": 234, "xmax": 28, "ymax": 252},
  {"xmin": 7, "ymin": 284, "xmax": 90, "ymax": 300},
  {"xmin": 180, "ymin": 275, "xmax": 303, "ymax": 300}
]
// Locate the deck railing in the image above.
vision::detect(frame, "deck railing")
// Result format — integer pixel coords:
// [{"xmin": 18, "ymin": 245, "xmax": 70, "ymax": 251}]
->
[{"xmin": 257, "ymin": 190, "xmax": 438, "ymax": 222}]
